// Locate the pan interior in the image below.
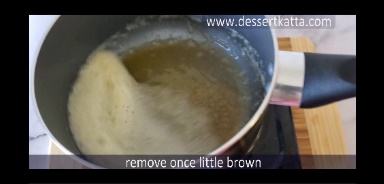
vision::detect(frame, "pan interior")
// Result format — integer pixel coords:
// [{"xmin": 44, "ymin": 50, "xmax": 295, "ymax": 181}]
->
[{"xmin": 67, "ymin": 16, "xmax": 266, "ymax": 158}]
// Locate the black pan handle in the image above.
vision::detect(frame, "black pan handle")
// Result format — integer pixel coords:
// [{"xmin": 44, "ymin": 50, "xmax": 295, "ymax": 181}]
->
[
  {"xmin": 300, "ymin": 53, "xmax": 356, "ymax": 108},
  {"xmin": 271, "ymin": 51, "xmax": 356, "ymax": 108}
]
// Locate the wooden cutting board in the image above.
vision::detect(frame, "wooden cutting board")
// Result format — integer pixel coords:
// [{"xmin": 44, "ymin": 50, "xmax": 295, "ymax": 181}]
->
[{"xmin": 49, "ymin": 37, "xmax": 349, "ymax": 169}]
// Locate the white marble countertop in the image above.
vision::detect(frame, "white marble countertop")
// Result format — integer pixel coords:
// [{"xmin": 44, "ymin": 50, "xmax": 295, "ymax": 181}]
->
[
  {"xmin": 29, "ymin": 15, "xmax": 59, "ymax": 154},
  {"xmin": 29, "ymin": 15, "xmax": 356, "ymax": 168}
]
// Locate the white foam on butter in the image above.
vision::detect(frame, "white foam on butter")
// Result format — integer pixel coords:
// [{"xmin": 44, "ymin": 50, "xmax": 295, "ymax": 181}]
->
[{"xmin": 68, "ymin": 51, "xmax": 220, "ymax": 156}]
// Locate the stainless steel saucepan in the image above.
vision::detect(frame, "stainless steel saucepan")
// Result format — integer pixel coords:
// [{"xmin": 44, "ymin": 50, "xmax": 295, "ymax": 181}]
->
[{"xmin": 31, "ymin": 15, "xmax": 356, "ymax": 168}]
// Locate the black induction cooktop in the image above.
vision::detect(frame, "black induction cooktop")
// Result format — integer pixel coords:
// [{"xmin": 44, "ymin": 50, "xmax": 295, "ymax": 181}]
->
[{"xmin": 246, "ymin": 105, "xmax": 302, "ymax": 169}]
